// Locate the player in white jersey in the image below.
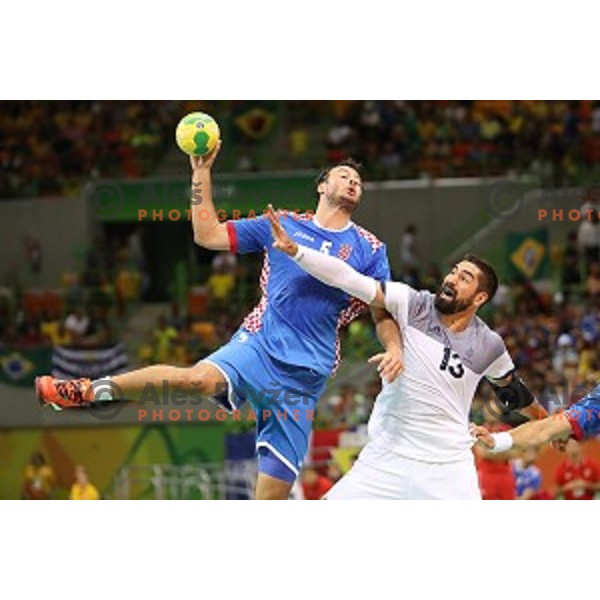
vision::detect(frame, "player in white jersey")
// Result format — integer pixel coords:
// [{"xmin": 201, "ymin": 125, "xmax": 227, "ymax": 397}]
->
[{"xmin": 267, "ymin": 206, "xmax": 547, "ymax": 499}]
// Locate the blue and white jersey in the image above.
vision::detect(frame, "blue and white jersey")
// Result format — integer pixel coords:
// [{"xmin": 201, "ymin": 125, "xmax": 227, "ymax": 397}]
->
[
  {"xmin": 226, "ymin": 212, "xmax": 391, "ymax": 376},
  {"xmin": 564, "ymin": 385, "xmax": 600, "ymax": 439}
]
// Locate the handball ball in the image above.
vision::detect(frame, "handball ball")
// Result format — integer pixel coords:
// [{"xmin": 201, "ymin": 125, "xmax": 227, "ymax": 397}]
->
[{"xmin": 175, "ymin": 112, "xmax": 220, "ymax": 156}]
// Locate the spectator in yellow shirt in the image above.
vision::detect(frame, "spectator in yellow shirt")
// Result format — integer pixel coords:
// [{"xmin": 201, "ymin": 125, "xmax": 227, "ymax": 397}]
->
[
  {"xmin": 22, "ymin": 452, "xmax": 55, "ymax": 500},
  {"xmin": 153, "ymin": 315, "xmax": 179, "ymax": 363},
  {"xmin": 41, "ymin": 317, "xmax": 72, "ymax": 346},
  {"xmin": 70, "ymin": 465, "xmax": 100, "ymax": 500},
  {"xmin": 207, "ymin": 264, "xmax": 236, "ymax": 309}
]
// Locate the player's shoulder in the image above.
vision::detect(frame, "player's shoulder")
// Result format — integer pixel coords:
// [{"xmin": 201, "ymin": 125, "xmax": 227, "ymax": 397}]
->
[
  {"xmin": 350, "ymin": 222, "xmax": 386, "ymax": 254},
  {"xmin": 466, "ymin": 319, "xmax": 509, "ymax": 369},
  {"xmin": 472, "ymin": 317, "xmax": 506, "ymax": 350},
  {"xmin": 407, "ymin": 287, "xmax": 434, "ymax": 321},
  {"xmin": 277, "ymin": 212, "xmax": 317, "ymax": 238},
  {"xmin": 286, "ymin": 211, "xmax": 314, "ymax": 224},
  {"xmin": 385, "ymin": 281, "xmax": 432, "ymax": 311}
]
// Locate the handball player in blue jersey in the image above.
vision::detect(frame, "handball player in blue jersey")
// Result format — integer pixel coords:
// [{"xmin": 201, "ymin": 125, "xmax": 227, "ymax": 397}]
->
[
  {"xmin": 471, "ymin": 385, "xmax": 600, "ymax": 454},
  {"xmin": 35, "ymin": 143, "xmax": 403, "ymax": 499}
]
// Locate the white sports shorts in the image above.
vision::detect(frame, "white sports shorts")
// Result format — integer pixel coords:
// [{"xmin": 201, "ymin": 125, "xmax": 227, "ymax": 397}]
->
[{"xmin": 325, "ymin": 441, "xmax": 481, "ymax": 500}]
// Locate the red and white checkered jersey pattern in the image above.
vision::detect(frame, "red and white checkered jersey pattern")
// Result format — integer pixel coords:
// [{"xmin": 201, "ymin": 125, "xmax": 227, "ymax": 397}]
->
[
  {"xmin": 332, "ymin": 296, "xmax": 369, "ymax": 375},
  {"xmin": 242, "ymin": 251, "xmax": 270, "ymax": 333},
  {"xmin": 353, "ymin": 224, "xmax": 384, "ymax": 254}
]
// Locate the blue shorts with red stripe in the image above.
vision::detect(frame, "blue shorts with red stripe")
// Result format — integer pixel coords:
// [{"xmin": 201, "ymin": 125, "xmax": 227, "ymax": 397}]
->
[
  {"xmin": 564, "ymin": 386, "xmax": 600, "ymax": 440},
  {"xmin": 200, "ymin": 328, "xmax": 327, "ymax": 483}
]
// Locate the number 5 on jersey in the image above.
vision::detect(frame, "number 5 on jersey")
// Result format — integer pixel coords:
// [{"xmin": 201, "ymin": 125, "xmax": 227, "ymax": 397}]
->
[{"xmin": 319, "ymin": 241, "xmax": 332, "ymax": 255}]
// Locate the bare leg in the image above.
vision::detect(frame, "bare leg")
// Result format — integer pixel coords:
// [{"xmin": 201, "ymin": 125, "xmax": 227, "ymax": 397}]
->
[
  {"xmin": 104, "ymin": 362, "xmax": 227, "ymax": 402},
  {"xmin": 255, "ymin": 472, "xmax": 293, "ymax": 500}
]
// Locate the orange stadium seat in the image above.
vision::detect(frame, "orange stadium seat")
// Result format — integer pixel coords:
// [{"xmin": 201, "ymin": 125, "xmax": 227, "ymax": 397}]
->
[
  {"xmin": 43, "ymin": 291, "xmax": 64, "ymax": 314},
  {"xmin": 188, "ymin": 287, "xmax": 208, "ymax": 317},
  {"xmin": 23, "ymin": 290, "xmax": 44, "ymax": 316}
]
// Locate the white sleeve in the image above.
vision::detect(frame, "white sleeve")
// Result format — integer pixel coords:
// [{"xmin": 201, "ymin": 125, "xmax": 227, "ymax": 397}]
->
[
  {"xmin": 293, "ymin": 245, "xmax": 377, "ymax": 303},
  {"xmin": 383, "ymin": 281, "xmax": 412, "ymax": 328},
  {"xmin": 486, "ymin": 350, "xmax": 515, "ymax": 380}
]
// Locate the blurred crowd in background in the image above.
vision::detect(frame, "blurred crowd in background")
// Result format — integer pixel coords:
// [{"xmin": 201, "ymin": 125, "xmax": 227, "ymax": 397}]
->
[
  {"xmin": 0, "ymin": 227, "xmax": 145, "ymax": 348},
  {"xmin": 0, "ymin": 101, "xmax": 179, "ymax": 198},
  {"xmin": 21, "ymin": 452, "xmax": 100, "ymax": 500},
  {"xmin": 3, "ymin": 100, "xmax": 600, "ymax": 200},
  {"xmin": 319, "ymin": 100, "xmax": 600, "ymax": 183}
]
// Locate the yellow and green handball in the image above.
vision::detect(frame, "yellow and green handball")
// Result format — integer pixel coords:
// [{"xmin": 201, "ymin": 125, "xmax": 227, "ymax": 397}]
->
[{"xmin": 175, "ymin": 112, "xmax": 221, "ymax": 156}]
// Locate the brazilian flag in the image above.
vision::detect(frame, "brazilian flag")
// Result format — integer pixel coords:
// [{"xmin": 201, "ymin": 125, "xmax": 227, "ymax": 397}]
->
[
  {"xmin": 232, "ymin": 101, "xmax": 277, "ymax": 142},
  {"xmin": 507, "ymin": 228, "xmax": 549, "ymax": 280},
  {"xmin": 0, "ymin": 347, "xmax": 52, "ymax": 387}
]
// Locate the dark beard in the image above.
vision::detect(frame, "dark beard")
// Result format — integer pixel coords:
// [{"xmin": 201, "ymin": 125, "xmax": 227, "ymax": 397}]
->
[
  {"xmin": 434, "ymin": 291, "xmax": 474, "ymax": 315},
  {"xmin": 328, "ymin": 194, "xmax": 359, "ymax": 215}
]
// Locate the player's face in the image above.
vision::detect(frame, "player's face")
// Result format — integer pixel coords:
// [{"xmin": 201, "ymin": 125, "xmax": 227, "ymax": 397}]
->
[
  {"xmin": 434, "ymin": 261, "xmax": 488, "ymax": 315},
  {"xmin": 319, "ymin": 166, "xmax": 363, "ymax": 212}
]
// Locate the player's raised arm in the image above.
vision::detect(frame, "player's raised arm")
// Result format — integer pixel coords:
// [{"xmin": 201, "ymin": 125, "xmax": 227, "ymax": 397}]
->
[
  {"xmin": 267, "ymin": 205, "xmax": 386, "ymax": 308},
  {"xmin": 189, "ymin": 142, "xmax": 230, "ymax": 250}
]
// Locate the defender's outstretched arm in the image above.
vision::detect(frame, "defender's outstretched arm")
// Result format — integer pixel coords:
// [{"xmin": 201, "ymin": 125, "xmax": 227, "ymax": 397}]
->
[
  {"xmin": 472, "ymin": 414, "xmax": 573, "ymax": 453},
  {"xmin": 267, "ymin": 205, "xmax": 386, "ymax": 308}
]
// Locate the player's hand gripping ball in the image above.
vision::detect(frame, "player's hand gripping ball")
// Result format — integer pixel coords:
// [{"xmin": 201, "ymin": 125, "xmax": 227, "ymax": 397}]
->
[{"xmin": 176, "ymin": 112, "xmax": 221, "ymax": 156}]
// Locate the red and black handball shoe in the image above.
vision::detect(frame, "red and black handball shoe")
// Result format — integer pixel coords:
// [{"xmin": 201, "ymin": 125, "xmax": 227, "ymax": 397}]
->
[{"xmin": 35, "ymin": 376, "xmax": 93, "ymax": 411}]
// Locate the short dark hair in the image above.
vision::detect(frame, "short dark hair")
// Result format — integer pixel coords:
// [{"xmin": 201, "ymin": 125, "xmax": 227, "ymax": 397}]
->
[
  {"xmin": 460, "ymin": 253, "xmax": 498, "ymax": 304},
  {"xmin": 315, "ymin": 158, "xmax": 363, "ymax": 200}
]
